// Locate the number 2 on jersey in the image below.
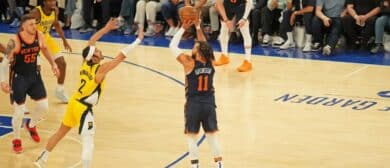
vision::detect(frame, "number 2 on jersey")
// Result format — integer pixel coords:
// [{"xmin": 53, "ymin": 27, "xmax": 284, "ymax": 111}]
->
[
  {"xmin": 78, "ymin": 79, "xmax": 87, "ymax": 94},
  {"xmin": 197, "ymin": 75, "xmax": 209, "ymax": 92}
]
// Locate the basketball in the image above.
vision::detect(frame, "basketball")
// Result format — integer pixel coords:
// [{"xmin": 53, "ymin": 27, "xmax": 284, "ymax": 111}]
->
[{"xmin": 179, "ymin": 6, "xmax": 199, "ymax": 23}]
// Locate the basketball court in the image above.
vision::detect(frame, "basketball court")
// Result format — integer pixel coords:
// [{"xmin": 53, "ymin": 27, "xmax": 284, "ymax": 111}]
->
[{"xmin": 1, "ymin": 27, "xmax": 390, "ymax": 168}]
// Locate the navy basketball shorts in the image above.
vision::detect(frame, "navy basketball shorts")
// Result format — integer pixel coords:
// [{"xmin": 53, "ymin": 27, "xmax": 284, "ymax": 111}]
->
[
  {"xmin": 11, "ymin": 71, "xmax": 47, "ymax": 104},
  {"xmin": 184, "ymin": 101, "xmax": 218, "ymax": 134}
]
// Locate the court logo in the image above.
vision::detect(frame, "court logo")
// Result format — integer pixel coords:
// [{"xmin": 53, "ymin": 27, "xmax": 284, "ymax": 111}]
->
[
  {"xmin": 378, "ymin": 91, "xmax": 390, "ymax": 98},
  {"xmin": 274, "ymin": 93, "xmax": 390, "ymax": 112}
]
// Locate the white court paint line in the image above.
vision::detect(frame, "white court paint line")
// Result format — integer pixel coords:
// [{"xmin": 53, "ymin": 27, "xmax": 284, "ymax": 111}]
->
[{"xmin": 343, "ymin": 65, "xmax": 370, "ymax": 78}]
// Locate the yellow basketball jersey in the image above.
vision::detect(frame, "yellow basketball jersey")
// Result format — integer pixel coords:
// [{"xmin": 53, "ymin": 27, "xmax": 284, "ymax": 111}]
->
[
  {"xmin": 36, "ymin": 6, "xmax": 55, "ymax": 34},
  {"xmin": 71, "ymin": 61, "xmax": 105, "ymax": 105}
]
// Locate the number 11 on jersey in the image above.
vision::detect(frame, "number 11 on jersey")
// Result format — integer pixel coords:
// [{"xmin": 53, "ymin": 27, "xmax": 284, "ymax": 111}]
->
[{"xmin": 197, "ymin": 75, "xmax": 209, "ymax": 92}]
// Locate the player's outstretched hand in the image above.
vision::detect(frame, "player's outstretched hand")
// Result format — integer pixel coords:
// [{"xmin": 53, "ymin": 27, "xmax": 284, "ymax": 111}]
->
[
  {"xmin": 138, "ymin": 26, "xmax": 144, "ymax": 40},
  {"xmin": 105, "ymin": 18, "xmax": 119, "ymax": 31}
]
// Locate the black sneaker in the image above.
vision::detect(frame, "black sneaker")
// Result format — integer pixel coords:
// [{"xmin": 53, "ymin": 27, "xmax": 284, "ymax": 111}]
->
[{"xmin": 370, "ymin": 43, "xmax": 384, "ymax": 54}]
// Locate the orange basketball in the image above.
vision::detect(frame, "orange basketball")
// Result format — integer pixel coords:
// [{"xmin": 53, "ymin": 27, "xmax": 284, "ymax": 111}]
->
[{"xmin": 179, "ymin": 6, "xmax": 199, "ymax": 23}]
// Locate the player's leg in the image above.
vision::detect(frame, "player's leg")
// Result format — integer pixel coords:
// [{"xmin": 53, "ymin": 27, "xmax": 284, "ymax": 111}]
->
[
  {"xmin": 10, "ymin": 73, "xmax": 28, "ymax": 153},
  {"xmin": 54, "ymin": 56, "xmax": 68, "ymax": 102},
  {"xmin": 34, "ymin": 123, "xmax": 72, "ymax": 168},
  {"xmin": 236, "ymin": 4, "xmax": 252, "ymax": 72},
  {"xmin": 202, "ymin": 104, "xmax": 223, "ymax": 168},
  {"xmin": 214, "ymin": 5, "xmax": 233, "ymax": 66},
  {"xmin": 185, "ymin": 101, "xmax": 201, "ymax": 167},
  {"xmin": 34, "ymin": 100, "xmax": 80, "ymax": 167},
  {"xmin": 45, "ymin": 35, "xmax": 69, "ymax": 103},
  {"xmin": 79, "ymin": 110, "xmax": 95, "ymax": 168},
  {"xmin": 27, "ymin": 73, "xmax": 49, "ymax": 143}
]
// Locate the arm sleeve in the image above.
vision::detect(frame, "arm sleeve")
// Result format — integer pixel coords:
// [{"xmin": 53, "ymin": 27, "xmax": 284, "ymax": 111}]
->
[
  {"xmin": 243, "ymin": 0, "xmax": 253, "ymax": 19},
  {"xmin": 169, "ymin": 28, "xmax": 185, "ymax": 58}
]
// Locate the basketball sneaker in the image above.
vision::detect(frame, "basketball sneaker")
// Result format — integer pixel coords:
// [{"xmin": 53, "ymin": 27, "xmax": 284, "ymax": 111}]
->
[
  {"xmin": 55, "ymin": 89, "xmax": 69, "ymax": 103},
  {"xmin": 237, "ymin": 60, "xmax": 252, "ymax": 72},
  {"xmin": 25, "ymin": 120, "xmax": 40, "ymax": 143},
  {"xmin": 214, "ymin": 54, "xmax": 229, "ymax": 66},
  {"xmin": 12, "ymin": 139, "xmax": 23, "ymax": 153}
]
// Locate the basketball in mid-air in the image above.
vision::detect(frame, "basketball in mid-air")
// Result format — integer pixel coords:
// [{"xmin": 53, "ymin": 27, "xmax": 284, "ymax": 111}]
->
[{"xmin": 179, "ymin": 6, "xmax": 199, "ymax": 24}]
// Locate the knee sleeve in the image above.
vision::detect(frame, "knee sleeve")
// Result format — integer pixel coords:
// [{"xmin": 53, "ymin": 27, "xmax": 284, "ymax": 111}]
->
[
  {"xmin": 219, "ymin": 22, "xmax": 230, "ymax": 54},
  {"xmin": 187, "ymin": 135, "xmax": 199, "ymax": 161},
  {"xmin": 30, "ymin": 99, "xmax": 48, "ymax": 127},
  {"xmin": 12, "ymin": 103, "xmax": 25, "ymax": 139},
  {"xmin": 206, "ymin": 133, "xmax": 222, "ymax": 158}
]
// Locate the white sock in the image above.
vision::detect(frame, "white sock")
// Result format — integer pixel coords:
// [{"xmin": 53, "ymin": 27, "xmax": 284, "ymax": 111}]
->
[
  {"xmin": 305, "ymin": 34, "xmax": 312, "ymax": 43},
  {"xmin": 219, "ymin": 21, "xmax": 229, "ymax": 56},
  {"xmin": 56, "ymin": 84, "xmax": 64, "ymax": 92},
  {"xmin": 188, "ymin": 135, "xmax": 199, "ymax": 161},
  {"xmin": 244, "ymin": 47, "xmax": 251, "ymax": 62},
  {"xmin": 12, "ymin": 103, "xmax": 25, "ymax": 139},
  {"xmin": 30, "ymin": 99, "xmax": 49, "ymax": 128},
  {"xmin": 206, "ymin": 133, "xmax": 222, "ymax": 159}
]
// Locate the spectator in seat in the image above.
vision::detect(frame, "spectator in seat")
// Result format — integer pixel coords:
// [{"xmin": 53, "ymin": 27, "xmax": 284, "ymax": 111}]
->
[
  {"xmin": 371, "ymin": 0, "xmax": 390, "ymax": 54},
  {"xmin": 161, "ymin": 0, "xmax": 185, "ymax": 36},
  {"xmin": 250, "ymin": 0, "xmax": 268, "ymax": 46},
  {"xmin": 342, "ymin": 0, "xmax": 380, "ymax": 49},
  {"xmin": 311, "ymin": 0, "xmax": 345, "ymax": 55},
  {"xmin": 261, "ymin": 0, "xmax": 288, "ymax": 46},
  {"xmin": 279, "ymin": 0, "xmax": 315, "ymax": 51},
  {"xmin": 134, "ymin": 0, "xmax": 168, "ymax": 36}
]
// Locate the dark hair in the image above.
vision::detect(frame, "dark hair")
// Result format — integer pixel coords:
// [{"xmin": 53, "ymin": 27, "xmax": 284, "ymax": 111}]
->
[
  {"xmin": 196, "ymin": 41, "xmax": 215, "ymax": 63},
  {"xmin": 20, "ymin": 14, "xmax": 36, "ymax": 25},
  {"xmin": 82, "ymin": 46, "xmax": 91, "ymax": 59}
]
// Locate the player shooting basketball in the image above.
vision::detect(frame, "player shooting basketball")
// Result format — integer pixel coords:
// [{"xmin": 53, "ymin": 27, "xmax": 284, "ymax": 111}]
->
[{"xmin": 169, "ymin": 14, "xmax": 224, "ymax": 167}]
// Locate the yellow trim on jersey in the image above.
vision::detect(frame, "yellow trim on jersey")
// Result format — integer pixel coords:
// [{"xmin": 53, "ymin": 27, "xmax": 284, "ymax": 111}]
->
[{"xmin": 36, "ymin": 6, "xmax": 55, "ymax": 34}]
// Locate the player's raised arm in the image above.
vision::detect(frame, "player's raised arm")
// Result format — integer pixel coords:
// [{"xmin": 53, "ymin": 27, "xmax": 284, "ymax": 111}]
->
[
  {"xmin": 88, "ymin": 18, "xmax": 119, "ymax": 46},
  {"xmin": 194, "ymin": 19, "xmax": 206, "ymax": 42},
  {"xmin": 169, "ymin": 20, "xmax": 194, "ymax": 68},
  {"xmin": 94, "ymin": 22, "xmax": 143, "ymax": 84}
]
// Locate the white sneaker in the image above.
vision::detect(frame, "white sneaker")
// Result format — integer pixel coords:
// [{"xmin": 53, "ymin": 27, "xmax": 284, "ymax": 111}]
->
[
  {"xmin": 33, "ymin": 159, "xmax": 46, "ymax": 168},
  {"xmin": 280, "ymin": 40, "xmax": 295, "ymax": 49},
  {"xmin": 55, "ymin": 89, "xmax": 69, "ymax": 103},
  {"xmin": 272, "ymin": 36, "xmax": 285, "ymax": 47},
  {"xmin": 302, "ymin": 42, "xmax": 312, "ymax": 52},
  {"xmin": 322, "ymin": 45, "xmax": 332, "ymax": 56},
  {"xmin": 215, "ymin": 161, "xmax": 224, "ymax": 168},
  {"xmin": 262, "ymin": 34, "xmax": 271, "ymax": 46}
]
